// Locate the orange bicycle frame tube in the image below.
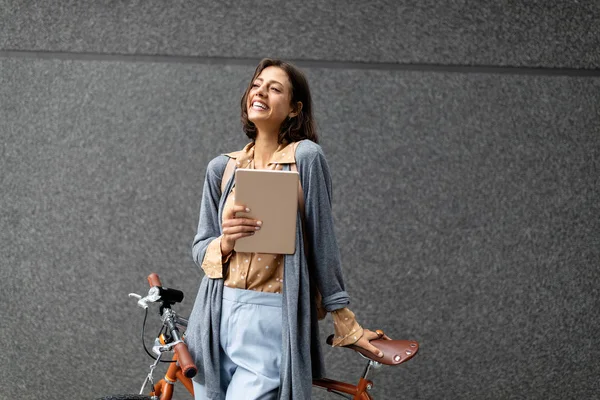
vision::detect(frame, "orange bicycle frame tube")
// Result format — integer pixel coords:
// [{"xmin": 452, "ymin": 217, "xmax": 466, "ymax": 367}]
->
[
  {"xmin": 152, "ymin": 367, "xmax": 372, "ymax": 400},
  {"xmin": 313, "ymin": 377, "xmax": 374, "ymax": 400},
  {"xmin": 150, "ymin": 337, "xmax": 194, "ymax": 399}
]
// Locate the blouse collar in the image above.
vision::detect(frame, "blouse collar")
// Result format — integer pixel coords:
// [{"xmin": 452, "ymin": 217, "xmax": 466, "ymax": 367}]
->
[{"xmin": 226, "ymin": 141, "xmax": 297, "ymax": 167}]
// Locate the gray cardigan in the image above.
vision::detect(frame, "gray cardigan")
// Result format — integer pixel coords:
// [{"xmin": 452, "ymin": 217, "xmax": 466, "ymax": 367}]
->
[{"xmin": 185, "ymin": 140, "xmax": 351, "ymax": 399}]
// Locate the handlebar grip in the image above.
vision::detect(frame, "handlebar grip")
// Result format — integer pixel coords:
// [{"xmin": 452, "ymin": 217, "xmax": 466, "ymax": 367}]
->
[
  {"xmin": 147, "ymin": 273, "xmax": 162, "ymax": 287},
  {"xmin": 174, "ymin": 342, "xmax": 197, "ymax": 378}
]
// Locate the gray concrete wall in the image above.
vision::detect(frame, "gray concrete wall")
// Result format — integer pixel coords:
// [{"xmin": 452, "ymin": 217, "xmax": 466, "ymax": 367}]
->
[{"xmin": 1, "ymin": 2, "xmax": 599, "ymax": 399}]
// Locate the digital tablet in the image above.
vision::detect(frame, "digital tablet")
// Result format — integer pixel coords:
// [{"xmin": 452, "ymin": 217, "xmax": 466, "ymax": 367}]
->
[{"xmin": 233, "ymin": 168, "xmax": 299, "ymax": 254}]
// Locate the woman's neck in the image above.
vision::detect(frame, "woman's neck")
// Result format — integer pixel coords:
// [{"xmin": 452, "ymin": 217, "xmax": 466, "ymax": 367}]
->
[{"xmin": 253, "ymin": 129, "xmax": 279, "ymax": 169}]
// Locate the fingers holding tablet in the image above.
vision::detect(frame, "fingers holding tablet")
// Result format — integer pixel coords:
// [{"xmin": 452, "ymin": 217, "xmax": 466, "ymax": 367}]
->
[{"xmin": 221, "ymin": 205, "xmax": 262, "ymax": 255}]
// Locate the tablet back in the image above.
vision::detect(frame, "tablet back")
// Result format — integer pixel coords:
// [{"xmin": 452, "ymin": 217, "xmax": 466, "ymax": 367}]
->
[{"xmin": 233, "ymin": 169, "xmax": 299, "ymax": 254}]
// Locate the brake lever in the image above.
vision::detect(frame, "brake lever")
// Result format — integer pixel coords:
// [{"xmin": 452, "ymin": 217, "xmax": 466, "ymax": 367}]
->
[
  {"xmin": 128, "ymin": 293, "xmax": 150, "ymax": 309},
  {"xmin": 151, "ymin": 337, "xmax": 185, "ymax": 356},
  {"xmin": 129, "ymin": 287, "xmax": 161, "ymax": 309}
]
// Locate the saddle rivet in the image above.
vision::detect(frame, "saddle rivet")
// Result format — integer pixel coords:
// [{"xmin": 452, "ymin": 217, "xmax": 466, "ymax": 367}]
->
[
  {"xmin": 405, "ymin": 350, "xmax": 412, "ymax": 355},
  {"xmin": 394, "ymin": 355, "xmax": 401, "ymax": 362},
  {"xmin": 410, "ymin": 343, "xmax": 417, "ymax": 348}
]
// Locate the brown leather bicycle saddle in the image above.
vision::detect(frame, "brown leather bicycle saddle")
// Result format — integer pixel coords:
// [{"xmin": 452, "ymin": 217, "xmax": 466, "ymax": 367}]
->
[{"xmin": 326, "ymin": 334, "xmax": 419, "ymax": 366}]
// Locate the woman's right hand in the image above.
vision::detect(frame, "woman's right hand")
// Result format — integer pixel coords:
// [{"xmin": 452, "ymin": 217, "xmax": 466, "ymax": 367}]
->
[{"xmin": 221, "ymin": 204, "xmax": 262, "ymax": 256}]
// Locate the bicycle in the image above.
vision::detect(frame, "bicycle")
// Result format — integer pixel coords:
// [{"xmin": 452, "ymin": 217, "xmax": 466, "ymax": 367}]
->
[{"xmin": 97, "ymin": 273, "xmax": 419, "ymax": 400}]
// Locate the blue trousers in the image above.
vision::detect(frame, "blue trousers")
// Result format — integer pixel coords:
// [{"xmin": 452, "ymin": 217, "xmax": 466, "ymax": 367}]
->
[{"xmin": 193, "ymin": 287, "xmax": 283, "ymax": 400}]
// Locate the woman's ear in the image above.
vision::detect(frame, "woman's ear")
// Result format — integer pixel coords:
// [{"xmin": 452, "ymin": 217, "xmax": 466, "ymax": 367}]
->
[{"xmin": 288, "ymin": 101, "xmax": 303, "ymax": 118}]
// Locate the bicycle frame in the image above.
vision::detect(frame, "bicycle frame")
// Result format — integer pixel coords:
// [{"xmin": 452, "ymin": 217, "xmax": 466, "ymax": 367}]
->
[
  {"xmin": 146, "ymin": 335, "xmax": 385, "ymax": 400},
  {"xmin": 313, "ymin": 378, "xmax": 373, "ymax": 400},
  {"xmin": 118, "ymin": 274, "xmax": 418, "ymax": 400},
  {"xmin": 146, "ymin": 354, "xmax": 377, "ymax": 400},
  {"xmin": 144, "ymin": 335, "xmax": 195, "ymax": 399}
]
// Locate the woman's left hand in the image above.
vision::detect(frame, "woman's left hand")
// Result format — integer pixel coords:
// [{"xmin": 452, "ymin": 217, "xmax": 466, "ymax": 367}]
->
[{"xmin": 352, "ymin": 329, "xmax": 391, "ymax": 358}]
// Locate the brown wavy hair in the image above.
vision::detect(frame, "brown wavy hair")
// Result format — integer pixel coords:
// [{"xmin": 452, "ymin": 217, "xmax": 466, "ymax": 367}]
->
[{"xmin": 241, "ymin": 58, "xmax": 318, "ymax": 144}]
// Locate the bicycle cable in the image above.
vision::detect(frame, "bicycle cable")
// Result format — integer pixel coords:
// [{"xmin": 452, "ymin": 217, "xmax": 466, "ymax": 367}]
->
[{"xmin": 141, "ymin": 307, "xmax": 176, "ymax": 363}]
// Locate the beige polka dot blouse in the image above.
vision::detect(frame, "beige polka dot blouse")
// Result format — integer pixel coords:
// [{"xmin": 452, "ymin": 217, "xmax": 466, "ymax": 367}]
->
[{"xmin": 200, "ymin": 141, "xmax": 363, "ymax": 347}]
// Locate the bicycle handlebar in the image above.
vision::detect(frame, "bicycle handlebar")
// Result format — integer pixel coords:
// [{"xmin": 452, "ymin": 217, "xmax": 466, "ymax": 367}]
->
[
  {"xmin": 147, "ymin": 273, "xmax": 197, "ymax": 378},
  {"xmin": 147, "ymin": 273, "xmax": 162, "ymax": 287}
]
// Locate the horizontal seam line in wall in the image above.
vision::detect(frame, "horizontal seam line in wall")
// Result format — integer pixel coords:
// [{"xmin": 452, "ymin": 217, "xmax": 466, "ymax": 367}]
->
[{"xmin": 1, "ymin": 49, "xmax": 599, "ymax": 77}]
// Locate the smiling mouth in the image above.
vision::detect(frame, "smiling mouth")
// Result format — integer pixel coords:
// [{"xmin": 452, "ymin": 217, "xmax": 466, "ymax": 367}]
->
[{"xmin": 251, "ymin": 101, "xmax": 269, "ymax": 111}]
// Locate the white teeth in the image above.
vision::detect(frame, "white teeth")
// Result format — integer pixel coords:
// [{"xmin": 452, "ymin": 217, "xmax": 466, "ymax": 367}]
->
[{"xmin": 252, "ymin": 101, "xmax": 267, "ymax": 110}]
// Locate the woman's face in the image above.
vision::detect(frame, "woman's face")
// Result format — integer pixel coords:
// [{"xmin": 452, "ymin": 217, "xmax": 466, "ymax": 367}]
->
[{"xmin": 247, "ymin": 66, "xmax": 295, "ymax": 130}]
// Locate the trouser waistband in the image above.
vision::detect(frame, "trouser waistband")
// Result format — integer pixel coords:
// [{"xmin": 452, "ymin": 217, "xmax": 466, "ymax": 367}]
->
[{"xmin": 222, "ymin": 286, "xmax": 282, "ymax": 307}]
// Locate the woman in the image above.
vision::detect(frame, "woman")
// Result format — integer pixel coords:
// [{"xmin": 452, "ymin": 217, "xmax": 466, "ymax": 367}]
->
[{"xmin": 186, "ymin": 58, "xmax": 389, "ymax": 400}]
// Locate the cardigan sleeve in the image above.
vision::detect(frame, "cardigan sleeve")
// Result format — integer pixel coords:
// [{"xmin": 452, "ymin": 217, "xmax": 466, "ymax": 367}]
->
[
  {"xmin": 296, "ymin": 142, "xmax": 365, "ymax": 345},
  {"xmin": 297, "ymin": 141, "xmax": 350, "ymax": 311},
  {"xmin": 191, "ymin": 155, "xmax": 230, "ymax": 276}
]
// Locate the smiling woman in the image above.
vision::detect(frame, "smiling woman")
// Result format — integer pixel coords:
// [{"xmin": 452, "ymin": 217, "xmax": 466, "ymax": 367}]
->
[
  {"xmin": 240, "ymin": 59, "xmax": 318, "ymax": 146},
  {"xmin": 184, "ymin": 58, "xmax": 389, "ymax": 400}
]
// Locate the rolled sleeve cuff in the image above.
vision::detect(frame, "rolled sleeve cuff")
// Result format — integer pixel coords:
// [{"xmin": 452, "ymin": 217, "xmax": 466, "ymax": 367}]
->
[{"xmin": 200, "ymin": 236, "xmax": 233, "ymax": 279}]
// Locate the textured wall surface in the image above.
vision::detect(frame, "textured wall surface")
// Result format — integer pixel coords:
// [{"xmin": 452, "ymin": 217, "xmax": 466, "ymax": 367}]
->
[
  {"xmin": 1, "ymin": 2, "xmax": 599, "ymax": 400},
  {"xmin": 1, "ymin": 0, "xmax": 600, "ymax": 68}
]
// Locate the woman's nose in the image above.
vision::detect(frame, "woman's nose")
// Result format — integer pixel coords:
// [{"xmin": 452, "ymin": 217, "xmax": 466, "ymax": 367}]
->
[{"xmin": 255, "ymin": 84, "xmax": 267, "ymax": 96}]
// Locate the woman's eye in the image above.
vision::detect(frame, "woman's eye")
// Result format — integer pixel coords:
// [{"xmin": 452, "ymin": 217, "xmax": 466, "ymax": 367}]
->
[
  {"xmin": 271, "ymin": 87, "xmax": 281, "ymax": 92},
  {"xmin": 252, "ymin": 83, "xmax": 259, "ymax": 88}
]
